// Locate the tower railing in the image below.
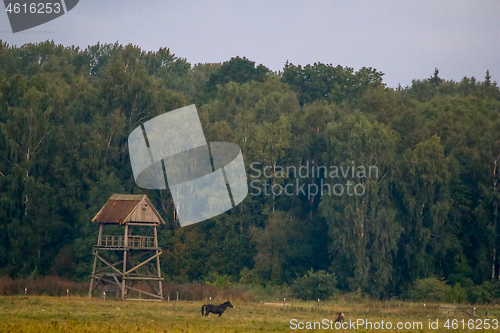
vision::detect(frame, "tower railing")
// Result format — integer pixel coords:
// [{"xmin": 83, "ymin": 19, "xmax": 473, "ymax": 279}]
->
[{"xmin": 97, "ymin": 235, "xmax": 156, "ymax": 249}]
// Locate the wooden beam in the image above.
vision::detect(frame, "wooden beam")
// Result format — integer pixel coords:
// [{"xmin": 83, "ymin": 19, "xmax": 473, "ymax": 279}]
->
[
  {"xmin": 94, "ymin": 251, "xmax": 154, "ymax": 274},
  {"xmin": 123, "ymin": 276, "xmax": 164, "ymax": 280},
  {"xmin": 89, "ymin": 274, "xmax": 104, "ymax": 294},
  {"xmin": 147, "ymin": 280, "xmax": 158, "ymax": 295},
  {"xmin": 122, "ymin": 224, "xmax": 129, "ymax": 299},
  {"xmin": 125, "ymin": 251, "xmax": 162, "ymax": 275},
  {"xmin": 112, "ymin": 274, "xmax": 123, "ymax": 297},
  {"xmin": 98, "ymin": 277, "xmax": 123, "ymax": 287},
  {"xmin": 123, "ymin": 284, "xmax": 163, "ymax": 299},
  {"xmin": 127, "ymin": 246, "xmax": 161, "ymax": 250},
  {"xmin": 155, "ymin": 226, "xmax": 163, "ymax": 299},
  {"xmin": 125, "ymin": 223, "xmax": 160, "ymax": 226},
  {"xmin": 97, "ymin": 224, "xmax": 103, "ymax": 246},
  {"xmin": 94, "ymin": 245, "xmax": 161, "ymax": 250},
  {"xmin": 88, "ymin": 252, "xmax": 98, "ymax": 298},
  {"xmin": 95, "ymin": 253, "xmax": 123, "ymax": 276}
]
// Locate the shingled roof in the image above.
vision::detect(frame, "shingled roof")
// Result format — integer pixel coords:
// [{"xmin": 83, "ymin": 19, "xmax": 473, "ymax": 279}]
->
[{"xmin": 92, "ymin": 194, "xmax": 165, "ymax": 225}]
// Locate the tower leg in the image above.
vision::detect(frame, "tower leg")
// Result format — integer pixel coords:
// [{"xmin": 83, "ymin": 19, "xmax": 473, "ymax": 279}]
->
[
  {"xmin": 90, "ymin": 224, "xmax": 103, "ymax": 298},
  {"xmin": 88, "ymin": 252, "xmax": 97, "ymax": 298},
  {"xmin": 154, "ymin": 226, "xmax": 163, "ymax": 299},
  {"xmin": 122, "ymin": 225, "xmax": 128, "ymax": 299}
]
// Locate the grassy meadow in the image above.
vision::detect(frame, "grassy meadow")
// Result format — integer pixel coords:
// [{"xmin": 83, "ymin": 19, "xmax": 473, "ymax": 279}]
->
[{"xmin": 0, "ymin": 296, "xmax": 499, "ymax": 332}]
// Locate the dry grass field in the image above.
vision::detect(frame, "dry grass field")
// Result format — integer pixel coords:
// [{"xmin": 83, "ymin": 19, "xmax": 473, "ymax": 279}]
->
[{"xmin": 0, "ymin": 296, "xmax": 499, "ymax": 332}]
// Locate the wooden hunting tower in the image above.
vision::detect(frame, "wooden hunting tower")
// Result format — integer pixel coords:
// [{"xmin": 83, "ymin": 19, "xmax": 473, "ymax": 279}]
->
[{"xmin": 88, "ymin": 194, "xmax": 165, "ymax": 301}]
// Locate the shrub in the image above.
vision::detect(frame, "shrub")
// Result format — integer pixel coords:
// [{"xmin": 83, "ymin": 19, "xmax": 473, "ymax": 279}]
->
[
  {"xmin": 204, "ymin": 273, "xmax": 233, "ymax": 288},
  {"xmin": 291, "ymin": 269, "xmax": 337, "ymax": 301},
  {"xmin": 481, "ymin": 280, "xmax": 500, "ymax": 300},
  {"xmin": 406, "ymin": 278, "xmax": 451, "ymax": 302},
  {"xmin": 239, "ymin": 267, "xmax": 263, "ymax": 285},
  {"xmin": 467, "ymin": 285, "xmax": 492, "ymax": 304},
  {"xmin": 447, "ymin": 283, "xmax": 468, "ymax": 303}
]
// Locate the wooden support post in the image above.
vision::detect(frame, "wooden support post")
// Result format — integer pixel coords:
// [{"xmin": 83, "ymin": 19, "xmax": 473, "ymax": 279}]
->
[
  {"xmin": 88, "ymin": 253, "xmax": 98, "ymax": 298},
  {"xmin": 122, "ymin": 224, "xmax": 128, "ymax": 299},
  {"xmin": 97, "ymin": 224, "xmax": 103, "ymax": 245},
  {"xmin": 89, "ymin": 224, "xmax": 104, "ymax": 298},
  {"xmin": 154, "ymin": 226, "xmax": 163, "ymax": 299}
]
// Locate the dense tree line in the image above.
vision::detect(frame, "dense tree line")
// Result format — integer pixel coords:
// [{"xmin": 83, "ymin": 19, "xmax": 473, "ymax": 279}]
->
[{"xmin": 0, "ymin": 41, "xmax": 499, "ymax": 299}]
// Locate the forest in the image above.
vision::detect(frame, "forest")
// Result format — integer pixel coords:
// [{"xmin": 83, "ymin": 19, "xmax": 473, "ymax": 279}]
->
[{"xmin": 0, "ymin": 40, "xmax": 499, "ymax": 301}]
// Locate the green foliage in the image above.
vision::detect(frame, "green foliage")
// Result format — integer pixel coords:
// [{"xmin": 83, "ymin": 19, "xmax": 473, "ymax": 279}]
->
[
  {"xmin": 250, "ymin": 212, "xmax": 311, "ymax": 284},
  {"xmin": 204, "ymin": 273, "xmax": 233, "ymax": 288},
  {"xmin": 239, "ymin": 268, "xmax": 263, "ymax": 285},
  {"xmin": 320, "ymin": 111, "xmax": 399, "ymax": 296},
  {"xmin": 282, "ymin": 62, "xmax": 384, "ymax": 105},
  {"xmin": 447, "ymin": 284, "xmax": 468, "ymax": 303},
  {"xmin": 1, "ymin": 41, "xmax": 500, "ymax": 303},
  {"xmin": 406, "ymin": 278, "xmax": 468, "ymax": 303},
  {"xmin": 204, "ymin": 56, "xmax": 270, "ymax": 94},
  {"xmin": 291, "ymin": 269, "xmax": 337, "ymax": 301},
  {"xmin": 467, "ymin": 284, "xmax": 492, "ymax": 304},
  {"xmin": 406, "ymin": 278, "xmax": 451, "ymax": 301}
]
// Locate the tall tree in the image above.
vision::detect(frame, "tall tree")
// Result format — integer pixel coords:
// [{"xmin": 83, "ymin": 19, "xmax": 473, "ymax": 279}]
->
[{"xmin": 320, "ymin": 112, "xmax": 399, "ymax": 296}]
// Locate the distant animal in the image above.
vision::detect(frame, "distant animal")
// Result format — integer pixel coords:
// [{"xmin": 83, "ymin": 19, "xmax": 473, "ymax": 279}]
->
[
  {"xmin": 335, "ymin": 312, "xmax": 345, "ymax": 323},
  {"xmin": 201, "ymin": 301, "xmax": 234, "ymax": 317}
]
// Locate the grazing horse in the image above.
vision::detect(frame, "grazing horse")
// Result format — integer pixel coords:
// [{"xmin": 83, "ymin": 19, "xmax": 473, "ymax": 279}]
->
[
  {"xmin": 335, "ymin": 312, "xmax": 345, "ymax": 323},
  {"xmin": 201, "ymin": 301, "xmax": 233, "ymax": 317}
]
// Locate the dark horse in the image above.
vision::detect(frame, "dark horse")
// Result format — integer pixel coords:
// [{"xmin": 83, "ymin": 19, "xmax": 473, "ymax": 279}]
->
[{"xmin": 201, "ymin": 301, "xmax": 233, "ymax": 316}]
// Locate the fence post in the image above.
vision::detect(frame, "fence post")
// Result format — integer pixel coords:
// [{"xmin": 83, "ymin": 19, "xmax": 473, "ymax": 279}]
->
[{"xmin": 24, "ymin": 288, "xmax": 27, "ymax": 299}]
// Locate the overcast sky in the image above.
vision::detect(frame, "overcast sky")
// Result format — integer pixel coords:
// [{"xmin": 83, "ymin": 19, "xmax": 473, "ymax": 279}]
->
[{"xmin": 0, "ymin": 0, "xmax": 498, "ymax": 87}]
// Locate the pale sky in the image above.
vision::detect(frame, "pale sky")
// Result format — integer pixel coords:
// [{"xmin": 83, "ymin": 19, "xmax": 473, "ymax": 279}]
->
[{"xmin": 0, "ymin": 0, "xmax": 499, "ymax": 88}]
